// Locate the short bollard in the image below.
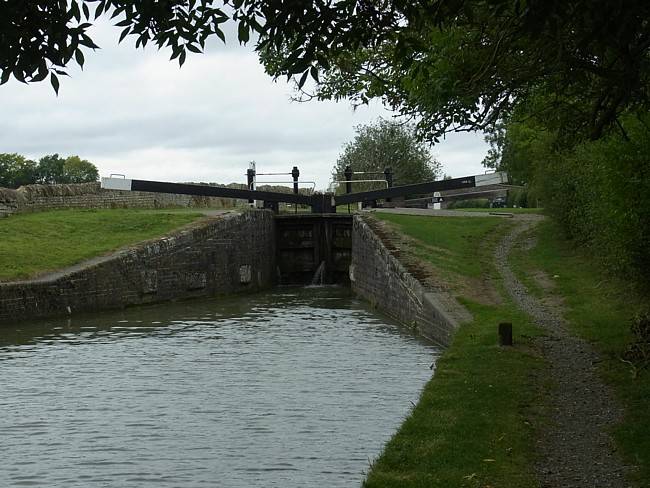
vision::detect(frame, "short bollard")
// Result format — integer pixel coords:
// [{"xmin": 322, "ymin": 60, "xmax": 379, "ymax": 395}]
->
[{"xmin": 499, "ymin": 322, "xmax": 513, "ymax": 346}]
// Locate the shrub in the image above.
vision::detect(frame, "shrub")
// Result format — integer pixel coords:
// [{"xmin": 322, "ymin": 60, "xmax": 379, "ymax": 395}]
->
[{"xmin": 539, "ymin": 113, "xmax": 650, "ymax": 284}]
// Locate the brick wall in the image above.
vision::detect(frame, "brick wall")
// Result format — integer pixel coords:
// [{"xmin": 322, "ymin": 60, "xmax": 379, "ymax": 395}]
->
[
  {"xmin": 350, "ymin": 215, "xmax": 469, "ymax": 346},
  {"xmin": 0, "ymin": 211, "xmax": 275, "ymax": 323}
]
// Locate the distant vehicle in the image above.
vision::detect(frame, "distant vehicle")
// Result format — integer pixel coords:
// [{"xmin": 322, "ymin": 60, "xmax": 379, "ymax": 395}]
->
[{"xmin": 490, "ymin": 196, "xmax": 507, "ymax": 208}]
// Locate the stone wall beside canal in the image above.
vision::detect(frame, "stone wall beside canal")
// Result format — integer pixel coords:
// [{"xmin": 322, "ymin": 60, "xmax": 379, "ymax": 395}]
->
[
  {"xmin": 0, "ymin": 211, "xmax": 275, "ymax": 323},
  {"xmin": 350, "ymin": 215, "xmax": 470, "ymax": 346}
]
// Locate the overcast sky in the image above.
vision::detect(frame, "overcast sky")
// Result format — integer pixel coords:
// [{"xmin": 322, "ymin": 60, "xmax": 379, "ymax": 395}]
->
[{"xmin": 0, "ymin": 21, "xmax": 489, "ymax": 190}]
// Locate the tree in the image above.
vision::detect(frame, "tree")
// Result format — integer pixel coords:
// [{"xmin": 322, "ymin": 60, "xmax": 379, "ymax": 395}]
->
[
  {"xmin": 264, "ymin": 0, "xmax": 650, "ymax": 142},
  {"xmin": 0, "ymin": 153, "xmax": 38, "ymax": 188},
  {"xmin": 0, "ymin": 153, "xmax": 99, "ymax": 187},
  {"xmin": 62, "ymin": 156, "xmax": 99, "ymax": 183},
  {"xmin": 36, "ymin": 154, "xmax": 66, "ymax": 184},
  {"xmin": 2, "ymin": 1, "xmax": 648, "ymax": 142},
  {"xmin": 333, "ymin": 119, "xmax": 441, "ymax": 193}
]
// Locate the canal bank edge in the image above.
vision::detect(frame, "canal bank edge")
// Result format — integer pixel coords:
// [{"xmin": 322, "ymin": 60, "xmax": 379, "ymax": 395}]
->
[
  {"xmin": 350, "ymin": 215, "xmax": 471, "ymax": 346},
  {"xmin": 0, "ymin": 211, "xmax": 276, "ymax": 322}
]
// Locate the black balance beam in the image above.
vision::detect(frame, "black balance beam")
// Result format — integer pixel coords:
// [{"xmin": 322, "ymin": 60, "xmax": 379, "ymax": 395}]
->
[{"xmin": 103, "ymin": 178, "xmax": 314, "ymax": 205}]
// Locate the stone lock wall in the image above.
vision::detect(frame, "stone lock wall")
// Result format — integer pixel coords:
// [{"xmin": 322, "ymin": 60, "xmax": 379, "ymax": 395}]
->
[
  {"xmin": 350, "ymin": 215, "xmax": 469, "ymax": 346},
  {"xmin": 0, "ymin": 211, "xmax": 276, "ymax": 323},
  {"xmin": 0, "ymin": 182, "xmax": 235, "ymax": 218}
]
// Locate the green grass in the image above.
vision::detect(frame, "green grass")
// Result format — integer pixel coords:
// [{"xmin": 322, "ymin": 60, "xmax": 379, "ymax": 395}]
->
[
  {"xmin": 375, "ymin": 212, "xmax": 504, "ymax": 277},
  {"xmin": 368, "ymin": 213, "xmax": 649, "ymax": 487},
  {"xmin": 365, "ymin": 300, "xmax": 544, "ymax": 488},
  {"xmin": 365, "ymin": 213, "xmax": 546, "ymax": 488},
  {"xmin": 0, "ymin": 209, "xmax": 204, "ymax": 281},
  {"xmin": 510, "ymin": 219, "xmax": 650, "ymax": 485},
  {"xmin": 461, "ymin": 207, "xmax": 544, "ymax": 214}
]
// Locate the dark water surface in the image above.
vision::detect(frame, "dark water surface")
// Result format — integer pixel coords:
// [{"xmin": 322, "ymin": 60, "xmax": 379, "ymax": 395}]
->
[{"xmin": 0, "ymin": 287, "xmax": 440, "ymax": 487}]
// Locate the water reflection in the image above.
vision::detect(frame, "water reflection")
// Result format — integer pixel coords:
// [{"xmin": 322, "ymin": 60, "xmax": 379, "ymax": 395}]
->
[{"xmin": 0, "ymin": 287, "xmax": 439, "ymax": 487}]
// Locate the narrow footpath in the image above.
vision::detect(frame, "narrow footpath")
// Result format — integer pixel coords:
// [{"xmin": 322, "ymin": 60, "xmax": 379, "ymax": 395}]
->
[{"xmin": 495, "ymin": 219, "xmax": 631, "ymax": 488}]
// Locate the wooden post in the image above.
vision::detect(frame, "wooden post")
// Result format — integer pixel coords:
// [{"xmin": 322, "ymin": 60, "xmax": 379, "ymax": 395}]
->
[{"xmin": 499, "ymin": 322, "xmax": 513, "ymax": 346}]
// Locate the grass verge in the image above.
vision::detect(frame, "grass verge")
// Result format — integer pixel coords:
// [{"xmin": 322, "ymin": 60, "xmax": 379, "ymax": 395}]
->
[
  {"xmin": 461, "ymin": 208, "xmax": 544, "ymax": 214},
  {"xmin": 0, "ymin": 209, "xmax": 204, "ymax": 281},
  {"xmin": 510, "ymin": 219, "xmax": 650, "ymax": 485},
  {"xmin": 365, "ymin": 213, "xmax": 546, "ymax": 488},
  {"xmin": 374, "ymin": 212, "xmax": 504, "ymax": 278}
]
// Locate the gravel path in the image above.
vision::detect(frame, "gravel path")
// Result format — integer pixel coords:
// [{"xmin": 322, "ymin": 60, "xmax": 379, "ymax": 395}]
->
[{"xmin": 495, "ymin": 219, "xmax": 631, "ymax": 488}]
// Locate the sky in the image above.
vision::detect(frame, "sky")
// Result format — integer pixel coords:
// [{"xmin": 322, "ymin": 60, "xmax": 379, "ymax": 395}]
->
[{"xmin": 0, "ymin": 20, "xmax": 490, "ymax": 191}]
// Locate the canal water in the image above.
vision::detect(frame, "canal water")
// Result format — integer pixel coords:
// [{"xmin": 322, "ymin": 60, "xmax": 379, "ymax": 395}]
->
[{"xmin": 0, "ymin": 287, "xmax": 440, "ymax": 487}]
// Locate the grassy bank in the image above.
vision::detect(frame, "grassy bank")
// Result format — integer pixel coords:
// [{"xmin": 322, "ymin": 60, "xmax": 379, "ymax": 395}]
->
[
  {"xmin": 0, "ymin": 209, "xmax": 204, "ymax": 281},
  {"xmin": 366, "ymin": 212, "xmax": 648, "ymax": 487},
  {"xmin": 462, "ymin": 208, "xmax": 544, "ymax": 214},
  {"xmin": 375, "ymin": 213, "xmax": 504, "ymax": 278},
  {"xmin": 510, "ymin": 219, "xmax": 650, "ymax": 484},
  {"xmin": 365, "ymin": 213, "xmax": 545, "ymax": 488}
]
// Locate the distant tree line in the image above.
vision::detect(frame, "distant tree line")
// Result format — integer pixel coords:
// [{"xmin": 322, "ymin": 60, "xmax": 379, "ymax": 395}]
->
[{"xmin": 0, "ymin": 153, "xmax": 99, "ymax": 189}]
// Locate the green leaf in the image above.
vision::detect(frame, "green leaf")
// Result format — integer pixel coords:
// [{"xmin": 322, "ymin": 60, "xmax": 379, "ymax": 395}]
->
[
  {"xmin": 215, "ymin": 27, "xmax": 226, "ymax": 44},
  {"xmin": 50, "ymin": 73, "xmax": 60, "ymax": 95},
  {"xmin": 79, "ymin": 34, "xmax": 100, "ymax": 49},
  {"xmin": 298, "ymin": 70, "xmax": 309, "ymax": 89},
  {"xmin": 119, "ymin": 26, "xmax": 131, "ymax": 43},
  {"xmin": 13, "ymin": 67, "xmax": 26, "ymax": 83},
  {"xmin": 310, "ymin": 66, "xmax": 319, "ymax": 83},
  {"xmin": 75, "ymin": 48, "xmax": 85, "ymax": 68},
  {"xmin": 1, "ymin": 70, "xmax": 11, "ymax": 86},
  {"xmin": 32, "ymin": 61, "xmax": 49, "ymax": 82},
  {"xmin": 70, "ymin": 1, "xmax": 81, "ymax": 22},
  {"xmin": 170, "ymin": 46, "xmax": 182, "ymax": 60},
  {"xmin": 288, "ymin": 57, "xmax": 310, "ymax": 75},
  {"xmin": 95, "ymin": 1, "xmax": 105, "ymax": 19},
  {"xmin": 238, "ymin": 21, "xmax": 249, "ymax": 44}
]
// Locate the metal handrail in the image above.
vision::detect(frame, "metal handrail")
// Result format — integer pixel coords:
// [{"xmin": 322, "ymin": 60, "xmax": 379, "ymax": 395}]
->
[{"xmin": 246, "ymin": 172, "xmax": 293, "ymax": 176}]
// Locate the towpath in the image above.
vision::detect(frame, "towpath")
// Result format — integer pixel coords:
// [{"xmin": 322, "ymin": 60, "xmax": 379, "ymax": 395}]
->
[
  {"xmin": 366, "ymin": 207, "xmax": 511, "ymax": 218},
  {"xmin": 496, "ymin": 219, "xmax": 631, "ymax": 488}
]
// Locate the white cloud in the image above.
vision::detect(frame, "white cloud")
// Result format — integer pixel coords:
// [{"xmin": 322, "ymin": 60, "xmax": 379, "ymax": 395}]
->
[{"xmin": 0, "ymin": 20, "xmax": 489, "ymax": 190}]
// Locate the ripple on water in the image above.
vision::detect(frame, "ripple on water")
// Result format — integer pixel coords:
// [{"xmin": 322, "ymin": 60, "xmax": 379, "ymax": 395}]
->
[{"xmin": 0, "ymin": 287, "xmax": 440, "ymax": 488}]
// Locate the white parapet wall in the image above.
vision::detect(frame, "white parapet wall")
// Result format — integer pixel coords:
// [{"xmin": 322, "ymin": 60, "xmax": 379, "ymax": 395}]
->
[
  {"xmin": 100, "ymin": 177, "xmax": 133, "ymax": 191},
  {"xmin": 475, "ymin": 171, "xmax": 508, "ymax": 187}
]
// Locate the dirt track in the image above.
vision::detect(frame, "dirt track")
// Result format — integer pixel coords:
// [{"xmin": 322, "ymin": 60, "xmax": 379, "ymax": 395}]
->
[{"xmin": 495, "ymin": 219, "xmax": 631, "ymax": 488}]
